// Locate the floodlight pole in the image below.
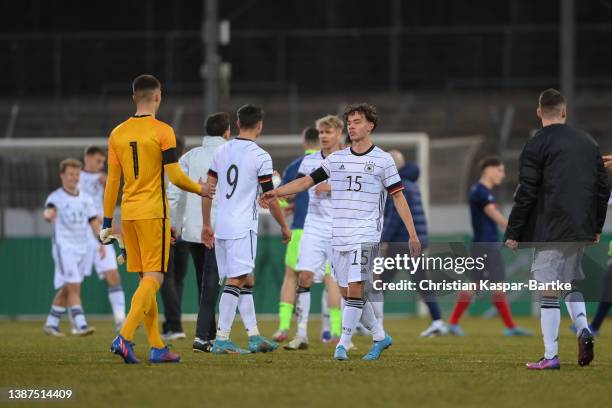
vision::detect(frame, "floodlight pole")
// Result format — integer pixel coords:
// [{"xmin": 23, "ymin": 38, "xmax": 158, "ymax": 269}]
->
[
  {"xmin": 560, "ymin": 0, "xmax": 575, "ymax": 124},
  {"xmin": 204, "ymin": 0, "xmax": 220, "ymax": 117}
]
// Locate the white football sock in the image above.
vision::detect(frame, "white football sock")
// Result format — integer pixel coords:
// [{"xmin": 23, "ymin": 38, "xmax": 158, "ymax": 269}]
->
[
  {"xmin": 338, "ymin": 298, "xmax": 364, "ymax": 350},
  {"xmin": 238, "ymin": 286, "xmax": 259, "ymax": 337},
  {"xmin": 360, "ymin": 301, "xmax": 385, "ymax": 341},
  {"xmin": 69, "ymin": 305, "xmax": 87, "ymax": 329},
  {"xmin": 540, "ymin": 296, "xmax": 560, "ymax": 359},
  {"xmin": 564, "ymin": 291, "xmax": 589, "ymax": 336},
  {"xmin": 108, "ymin": 285, "xmax": 126, "ymax": 325},
  {"xmin": 372, "ymin": 300, "xmax": 384, "ymax": 326},
  {"xmin": 217, "ymin": 285, "xmax": 240, "ymax": 340},
  {"xmin": 45, "ymin": 305, "xmax": 66, "ymax": 328},
  {"xmin": 296, "ymin": 286, "xmax": 311, "ymax": 338}
]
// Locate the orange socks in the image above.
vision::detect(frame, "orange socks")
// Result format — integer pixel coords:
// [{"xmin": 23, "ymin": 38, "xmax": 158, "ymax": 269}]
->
[
  {"xmin": 143, "ymin": 295, "xmax": 164, "ymax": 349},
  {"xmin": 120, "ymin": 277, "xmax": 160, "ymax": 343}
]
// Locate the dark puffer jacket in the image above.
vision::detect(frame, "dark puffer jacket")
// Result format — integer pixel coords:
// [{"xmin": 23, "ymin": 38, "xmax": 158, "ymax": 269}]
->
[{"xmin": 505, "ymin": 124, "xmax": 609, "ymax": 243}]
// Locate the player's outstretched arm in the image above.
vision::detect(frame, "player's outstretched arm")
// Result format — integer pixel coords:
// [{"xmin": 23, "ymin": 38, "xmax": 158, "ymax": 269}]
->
[
  {"xmin": 392, "ymin": 192, "xmax": 421, "ymax": 256},
  {"xmin": 101, "ymin": 157, "xmax": 122, "ymax": 243},
  {"xmin": 259, "ymin": 175, "xmax": 314, "ymax": 207},
  {"xmin": 200, "ymin": 175, "xmax": 217, "ymax": 249},
  {"xmin": 165, "ymin": 162, "xmax": 215, "ymax": 198}
]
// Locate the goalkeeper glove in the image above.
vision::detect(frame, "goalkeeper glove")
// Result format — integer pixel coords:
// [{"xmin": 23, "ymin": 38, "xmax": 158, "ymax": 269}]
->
[{"xmin": 99, "ymin": 217, "xmax": 113, "ymax": 244}]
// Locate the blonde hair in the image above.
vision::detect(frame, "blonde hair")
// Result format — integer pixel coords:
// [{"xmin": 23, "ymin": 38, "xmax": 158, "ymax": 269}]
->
[
  {"xmin": 59, "ymin": 158, "xmax": 82, "ymax": 173},
  {"xmin": 316, "ymin": 115, "xmax": 344, "ymax": 130}
]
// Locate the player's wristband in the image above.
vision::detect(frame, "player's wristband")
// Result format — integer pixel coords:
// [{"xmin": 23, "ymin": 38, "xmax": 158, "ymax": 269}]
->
[{"xmin": 102, "ymin": 217, "xmax": 113, "ymax": 229}]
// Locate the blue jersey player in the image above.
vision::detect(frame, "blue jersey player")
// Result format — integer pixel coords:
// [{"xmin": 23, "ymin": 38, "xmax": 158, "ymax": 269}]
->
[{"xmin": 447, "ymin": 157, "xmax": 531, "ymax": 337}]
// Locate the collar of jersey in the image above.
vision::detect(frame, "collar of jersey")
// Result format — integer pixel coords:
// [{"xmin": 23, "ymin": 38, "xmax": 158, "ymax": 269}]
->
[
  {"xmin": 62, "ymin": 187, "xmax": 80, "ymax": 197},
  {"xmin": 350, "ymin": 144, "xmax": 375, "ymax": 156},
  {"xmin": 132, "ymin": 114, "xmax": 151, "ymax": 118},
  {"xmin": 235, "ymin": 137, "xmax": 254, "ymax": 142}
]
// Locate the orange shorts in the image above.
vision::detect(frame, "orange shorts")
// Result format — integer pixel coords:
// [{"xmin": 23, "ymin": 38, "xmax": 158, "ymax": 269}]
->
[{"xmin": 121, "ymin": 218, "xmax": 170, "ymax": 273}]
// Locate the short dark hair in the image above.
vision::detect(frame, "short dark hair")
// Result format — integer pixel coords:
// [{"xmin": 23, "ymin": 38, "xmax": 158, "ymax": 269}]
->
[
  {"xmin": 132, "ymin": 74, "xmax": 161, "ymax": 100},
  {"xmin": 206, "ymin": 112, "xmax": 230, "ymax": 136},
  {"xmin": 538, "ymin": 88, "xmax": 566, "ymax": 116},
  {"xmin": 478, "ymin": 156, "xmax": 503, "ymax": 173},
  {"xmin": 237, "ymin": 104, "xmax": 264, "ymax": 129},
  {"xmin": 302, "ymin": 127, "xmax": 319, "ymax": 146},
  {"xmin": 343, "ymin": 103, "xmax": 378, "ymax": 131},
  {"xmin": 84, "ymin": 145, "xmax": 105, "ymax": 157}
]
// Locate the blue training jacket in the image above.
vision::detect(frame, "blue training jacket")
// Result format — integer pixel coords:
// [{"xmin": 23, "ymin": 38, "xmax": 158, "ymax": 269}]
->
[
  {"xmin": 381, "ymin": 163, "xmax": 429, "ymax": 247},
  {"xmin": 281, "ymin": 151, "xmax": 316, "ymax": 230}
]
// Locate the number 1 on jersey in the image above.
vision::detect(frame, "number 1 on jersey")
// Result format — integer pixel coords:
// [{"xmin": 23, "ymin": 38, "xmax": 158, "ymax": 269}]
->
[
  {"xmin": 129, "ymin": 141, "xmax": 139, "ymax": 179},
  {"xmin": 226, "ymin": 164, "xmax": 239, "ymax": 199}
]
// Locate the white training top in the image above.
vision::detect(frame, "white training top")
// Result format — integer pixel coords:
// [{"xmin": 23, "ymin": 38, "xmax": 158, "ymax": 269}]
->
[
  {"xmin": 167, "ymin": 136, "xmax": 227, "ymax": 243},
  {"xmin": 318, "ymin": 145, "xmax": 403, "ymax": 251},
  {"xmin": 298, "ymin": 150, "xmax": 334, "ymax": 238},
  {"xmin": 45, "ymin": 188, "xmax": 97, "ymax": 253},
  {"xmin": 78, "ymin": 171, "xmax": 105, "ymax": 217},
  {"xmin": 208, "ymin": 138, "xmax": 273, "ymax": 239}
]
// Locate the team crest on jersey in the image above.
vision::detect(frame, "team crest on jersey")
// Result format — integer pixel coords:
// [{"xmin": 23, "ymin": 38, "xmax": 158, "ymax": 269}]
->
[{"xmin": 364, "ymin": 161, "xmax": 375, "ymax": 173}]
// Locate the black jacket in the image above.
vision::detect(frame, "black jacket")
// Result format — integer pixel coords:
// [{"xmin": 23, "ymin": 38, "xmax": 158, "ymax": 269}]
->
[{"xmin": 505, "ymin": 123, "xmax": 609, "ymax": 243}]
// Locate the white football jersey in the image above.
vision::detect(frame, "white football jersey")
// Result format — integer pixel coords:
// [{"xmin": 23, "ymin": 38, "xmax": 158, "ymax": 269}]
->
[
  {"xmin": 298, "ymin": 150, "xmax": 334, "ymax": 238},
  {"xmin": 78, "ymin": 171, "xmax": 105, "ymax": 217},
  {"xmin": 318, "ymin": 145, "xmax": 403, "ymax": 250},
  {"xmin": 45, "ymin": 188, "xmax": 97, "ymax": 253},
  {"xmin": 208, "ymin": 138, "xmax": 273, "ymax": 239}
]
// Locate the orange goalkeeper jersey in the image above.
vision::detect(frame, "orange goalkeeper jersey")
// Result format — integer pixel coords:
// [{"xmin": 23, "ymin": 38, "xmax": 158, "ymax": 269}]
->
[{"xmin": 107, "ymin": 115, "xmax": 177, "ymax": 220}]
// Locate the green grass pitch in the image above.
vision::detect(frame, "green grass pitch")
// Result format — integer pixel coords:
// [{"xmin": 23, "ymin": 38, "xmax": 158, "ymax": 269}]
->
[{"xmin": 1, "ymin": 317, "xmax": 611, "ymax": 408}]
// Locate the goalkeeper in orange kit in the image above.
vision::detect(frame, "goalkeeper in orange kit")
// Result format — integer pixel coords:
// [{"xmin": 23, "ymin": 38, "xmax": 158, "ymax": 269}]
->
[{"xmin": 101, "ymin": 74, "xmax": 214, "ymax": 364}]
